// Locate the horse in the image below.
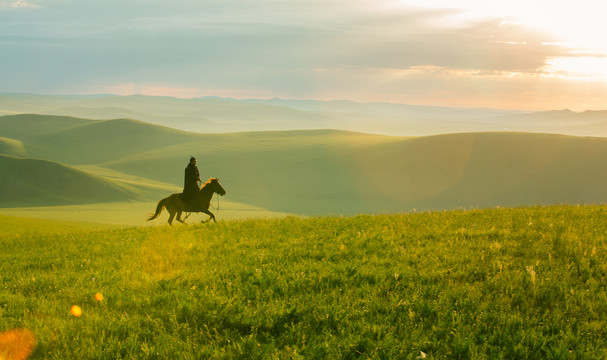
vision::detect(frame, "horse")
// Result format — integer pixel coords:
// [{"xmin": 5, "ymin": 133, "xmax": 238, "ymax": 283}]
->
[{"xmin": 148, "ymin": 178, "xmax": 226, "ymax": 225}]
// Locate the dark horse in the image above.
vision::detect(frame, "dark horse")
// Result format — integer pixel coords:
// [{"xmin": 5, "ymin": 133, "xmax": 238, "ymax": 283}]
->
[{"xmin": 148, "ymin": 178, "xmax": 226, "ymax": 225}]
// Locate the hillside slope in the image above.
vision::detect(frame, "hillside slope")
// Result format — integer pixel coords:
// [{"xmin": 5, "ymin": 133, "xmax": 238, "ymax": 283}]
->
[
  {"xmin": 0, "ymin": 114, "xmax": 196, "ymax": 164},
  {"xmin": 0, "ymin": 113, "xmax": 95, "ymax": 138},
  {"xmin": 2, "ymin": 113, "xmax": 607, "ymax": 213},
  {"xmin": 0, "ymin": 154, "xmax": 159, "ymax": 206},
  {"xmin": 0, "ymin": 136, "xmax": 27, "ymax": 156},
  {"xmin": 101, "ymin": 130, "xmax": 607, "ymax": 214},
  {"xmin": 346, "ymin": 132, "xmax": 607, "ymax": 211}
]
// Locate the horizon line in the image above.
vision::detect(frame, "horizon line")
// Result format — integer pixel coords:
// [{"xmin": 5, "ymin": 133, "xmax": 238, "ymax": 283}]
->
[{"xmin": 2, "ymin": 91, "xmax": 605, "ymax": 113}]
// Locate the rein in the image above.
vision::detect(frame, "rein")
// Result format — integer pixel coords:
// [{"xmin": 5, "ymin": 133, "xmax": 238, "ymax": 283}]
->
[{"xmin": 209, "ymin": 192, "xmax": 220, "ymax": 210}]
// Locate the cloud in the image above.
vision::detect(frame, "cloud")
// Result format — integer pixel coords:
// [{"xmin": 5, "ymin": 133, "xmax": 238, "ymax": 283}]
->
[
  {"xmin": 0, "ymin": 0, "xmax": 39, "ymax": 9},
  {"xmin": 294, "ymin": 13, "xmax": 572, "ymax": 73},
  {"xmin": 0, "ymin": 0, "xmax": 599, "ymax": 109}
]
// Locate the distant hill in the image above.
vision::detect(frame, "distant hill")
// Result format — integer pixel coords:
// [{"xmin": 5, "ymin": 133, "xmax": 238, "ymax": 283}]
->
[
  {"xmin": 0, "ymin": 154, "xmax": 162, "ymax": 207},
  {"xmin": 0, "ymin": 113, "xmax": 95, "ymax": 138},
  {"xmin": 0, "ymin": 114, "xmax": 195, "ymax": 164},
  {"xmin": 96, "ymin": 128, "xmax": 607, "ymax": 215},
  {"xmin": 345, "ymin": 132, "xmax": 607, "ymax": 212},
  {"xmin": 497, "ymin": 109, "xmax": 607, "ymax": 136},
  {"xmin": 3, "ymin": 92, "xmax": 607, "ymax": 137},
  {"xmin": 2, "ymin": 113, "xmax": 607, "ymax": 213},
  {"xmin": 0, "ymin": 93, "xmax": 338, "ymax": 134},
  {"xmin": 1, "ymin": 93, "xmax": 529, "ymax": 136}
]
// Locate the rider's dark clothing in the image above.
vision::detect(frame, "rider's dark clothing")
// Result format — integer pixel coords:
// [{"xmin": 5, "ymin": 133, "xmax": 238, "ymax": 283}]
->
[{"xmin": 183, "ymin": 162, "xmax": 200, "ymax": 205}]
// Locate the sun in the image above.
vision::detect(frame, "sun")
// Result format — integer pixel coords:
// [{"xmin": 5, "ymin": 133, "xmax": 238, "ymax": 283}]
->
[
  {"xmin": 544, "ymin": 56, "xmax": 607, "ymax": 81},
  {"xmin": 396, "ymin": 0, "xmax": 607, "ymax": 83}
]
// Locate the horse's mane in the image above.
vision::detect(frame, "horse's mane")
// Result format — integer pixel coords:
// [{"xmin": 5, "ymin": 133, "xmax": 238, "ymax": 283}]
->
[{"xmin": 200, "ymin": 178, "xmax": 218, "ymax": 190}]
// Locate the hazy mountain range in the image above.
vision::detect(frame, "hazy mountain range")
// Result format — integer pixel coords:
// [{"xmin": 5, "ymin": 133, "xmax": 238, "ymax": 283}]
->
[
  {"xmin": 1, "ymin": 112, "xmax": 607, "ymax": 214},
  {"xmin": 2, "ymin": 93, "xmax": 606, "ymax": 137}
]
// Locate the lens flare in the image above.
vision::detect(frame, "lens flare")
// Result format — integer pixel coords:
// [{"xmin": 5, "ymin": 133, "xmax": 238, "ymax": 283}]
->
[
  {"xmin": 0, "ymin": 328, "xmax": 36, "ymax": 360},
  {"xmin": 71, "ymin": 305, "xmax": 82, "ymax": 317}
]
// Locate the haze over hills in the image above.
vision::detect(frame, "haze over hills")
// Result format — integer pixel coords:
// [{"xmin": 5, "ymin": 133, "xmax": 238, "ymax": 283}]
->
[
  {"xmin": 1, "ymin": 113, "xmax": 607, "ymax": 215},
  {"xmin": 3, "ymin": 92, "xmax": 606, "ymax": 137}
]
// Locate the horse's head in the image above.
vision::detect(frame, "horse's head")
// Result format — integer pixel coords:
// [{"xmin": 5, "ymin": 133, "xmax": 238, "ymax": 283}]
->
[{"xmin": 203, "ymin": 178, "xmax": 226, "ymax": 196}]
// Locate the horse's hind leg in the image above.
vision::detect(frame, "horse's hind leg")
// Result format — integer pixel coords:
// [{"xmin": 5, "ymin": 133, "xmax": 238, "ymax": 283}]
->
[
  {"xmin": 176, "ymin": 211, "xmax": 185, "ymax": 224},
  {"xmin": 202, "ymin": 210, "xmax": 216, "ymax": 223},
  {"xmin": 168, "ymin": 210, "xmax": 176, "ymax": 225}
]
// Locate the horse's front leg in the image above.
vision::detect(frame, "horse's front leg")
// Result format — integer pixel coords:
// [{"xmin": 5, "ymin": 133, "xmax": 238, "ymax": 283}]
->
[{"xmin": 202, "ymin": 209, "xmax": 216, "ymax": 223}]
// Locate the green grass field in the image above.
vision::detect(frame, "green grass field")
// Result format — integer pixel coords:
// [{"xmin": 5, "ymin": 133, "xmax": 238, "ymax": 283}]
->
[
  {"xmin": 2, "ymin": 205, "xmax": 607, "ymax": 359},
  {"xmin": 0, "ymin": 200, "xmax": 292, "ymax": 226}
]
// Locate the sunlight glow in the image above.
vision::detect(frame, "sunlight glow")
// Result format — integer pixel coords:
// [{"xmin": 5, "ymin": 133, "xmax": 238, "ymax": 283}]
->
[
  {"xmin": 385, "ymin": 66, "xmax": 529, "ymax": 80},
  {"xmin": 543, "ymin": 56, "xmax": 607, "ymax": 81},
  {"xmin": 396, "ymin": 0, "xmax": 607, "ymax": 82}
]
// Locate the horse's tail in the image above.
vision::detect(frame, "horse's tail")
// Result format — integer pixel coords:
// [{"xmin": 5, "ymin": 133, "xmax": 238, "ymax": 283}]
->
[{"xmin": 147, "ymin": 198, "xmax": 166, "ymax": 221}]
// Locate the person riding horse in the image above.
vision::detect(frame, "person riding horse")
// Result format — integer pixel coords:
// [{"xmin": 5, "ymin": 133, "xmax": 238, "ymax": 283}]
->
[
  {"xmin": 183, "ymin": 156, "xmax": 201, "ymax": 207},
  {"xmin": 149, "ymin": 177, "xmax": 226, "ymax": 225}
]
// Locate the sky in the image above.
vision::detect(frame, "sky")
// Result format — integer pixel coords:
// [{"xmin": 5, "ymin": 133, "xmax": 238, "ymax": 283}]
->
[{"xmin": 1, "ymin": 0, "xmax": 606, "ymax": 111}]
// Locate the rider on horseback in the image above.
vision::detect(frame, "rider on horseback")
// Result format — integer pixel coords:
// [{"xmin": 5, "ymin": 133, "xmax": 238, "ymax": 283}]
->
[{"xmin": 183, "ymin": 156, "xmax": 201, "ymax": 208}]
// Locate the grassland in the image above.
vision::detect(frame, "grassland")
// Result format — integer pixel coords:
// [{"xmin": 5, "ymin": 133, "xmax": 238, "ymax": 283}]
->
[
  {"xmin": 0, "ymin": 214, "xmax": 114, "ymax": 237},
  {"xmin": 0, "ymin": 200, "xmax": 291, "ymax": 226},
  {"xmin": 2, "ymin": 205, "xmax": 607, "ymax": 359}
]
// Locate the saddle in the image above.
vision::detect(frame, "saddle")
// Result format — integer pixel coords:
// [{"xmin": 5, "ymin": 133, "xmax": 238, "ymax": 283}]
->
[{"xmin": 180, "ymin": 193, "xmax": 201, "ymax": 212}]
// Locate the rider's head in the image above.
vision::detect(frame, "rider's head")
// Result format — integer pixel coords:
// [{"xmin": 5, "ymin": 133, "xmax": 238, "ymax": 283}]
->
[{"xmin": 189, "ymin": 156, "xmax": 197, "ymax": 165}]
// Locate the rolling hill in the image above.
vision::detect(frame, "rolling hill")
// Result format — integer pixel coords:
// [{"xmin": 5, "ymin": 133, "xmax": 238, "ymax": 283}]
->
[
  {"xmin": 0, "ymin": 154, "xmax": 166, "ymax": 207},
  {"xmin": 0, "ymin": 113, "xmax": 95, "ymax": 138},
  {"xmin": 2, "ymin": 93, "xmax": 607, "ymax": 137},
  {"xmin": 2, "ymin": 113, "xmax": 607, "ymax": 214},
  {"xmin": 0, "ymin": 114, "xmax": 197, "ymax": 164},
  {"xmin": 345, "ymin": 131, "xmax": 607, "ymax": 211},
  {"xmin": 87, "ymin": 126, "xmax": 607, "ymax": 214}
]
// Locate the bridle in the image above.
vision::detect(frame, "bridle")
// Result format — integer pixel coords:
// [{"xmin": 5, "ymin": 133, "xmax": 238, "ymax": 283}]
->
[{"xmin": 209, "ymin": 191, "xmax": 220, "ymax": 210}]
